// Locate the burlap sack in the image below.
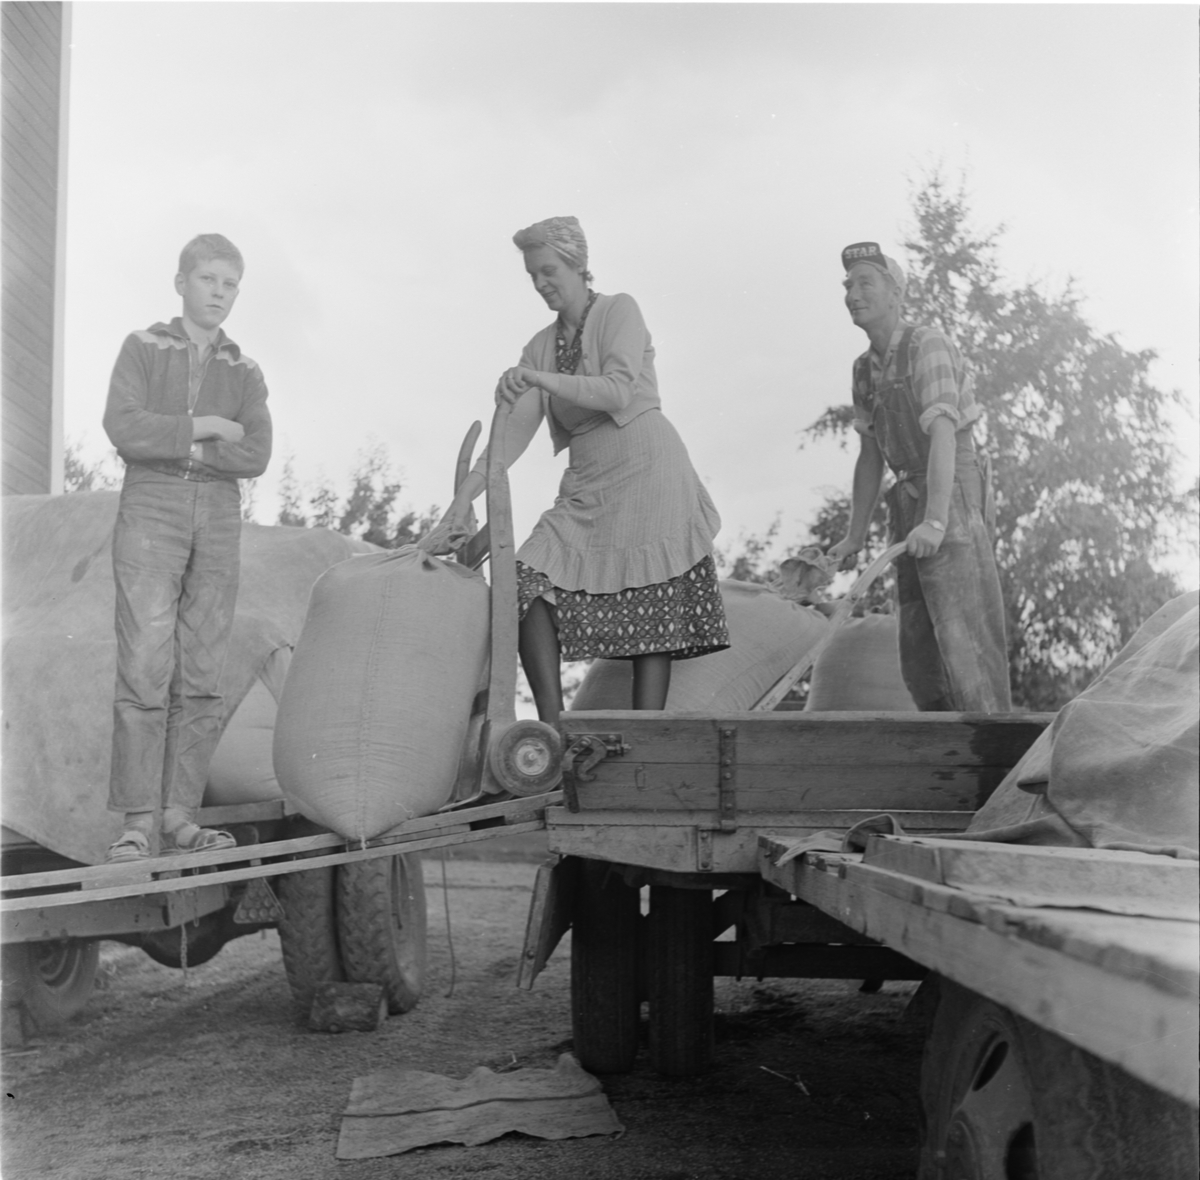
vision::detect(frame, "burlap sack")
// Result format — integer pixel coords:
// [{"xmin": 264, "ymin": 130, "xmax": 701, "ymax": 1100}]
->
[
  {"xmin": 272, "ymin": 547, "xmax": 489, "ymax": 839},
  {"xmin": 805, "ymin": 613, "xmax": 916, "ymax": 712}
]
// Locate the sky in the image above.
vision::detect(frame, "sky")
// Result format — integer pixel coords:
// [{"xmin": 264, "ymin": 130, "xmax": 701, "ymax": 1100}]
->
[{"xmin": 62, "ymin": 1, "xmax": 1199, "ymax": 587}]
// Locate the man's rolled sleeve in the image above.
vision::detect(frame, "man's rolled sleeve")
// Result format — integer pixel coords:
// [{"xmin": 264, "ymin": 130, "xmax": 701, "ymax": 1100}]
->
[{"xmin": 913, "ymin": 331, "xmax": 965, "ymax": 434}]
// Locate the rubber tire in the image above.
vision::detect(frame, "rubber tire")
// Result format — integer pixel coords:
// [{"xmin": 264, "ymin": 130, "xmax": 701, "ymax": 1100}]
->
[
  {"xmin": 336, "ymin": 854, "xmax": 427, "ymax": 1015},
  {"xmin": 276, "ymin": 866, "xmax": 344, "ymax": 1018},
  {"xmin": 489, "ymin": 720, "xmax": 564, "ymax": 796},
  {"xmin": 647, "ymin": 885, "xmax": 714, "ymax": 1077},
  {"xmin": 919, "ymin": 976, "xmax": 1200, "ymax": 1180},
  {"xmin": 3, "ymin": 939, "xmax": 99, "ymax": 1029},
  {"xmin": 570, "ymin": 859, "xmax": 641, "ymax": 1074}
]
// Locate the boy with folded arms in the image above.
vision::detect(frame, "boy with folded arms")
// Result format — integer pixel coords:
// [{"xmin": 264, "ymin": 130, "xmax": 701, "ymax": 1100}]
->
[{"xmin": 103, "ymin": 234, "xmax": 271, "ymax": 861}]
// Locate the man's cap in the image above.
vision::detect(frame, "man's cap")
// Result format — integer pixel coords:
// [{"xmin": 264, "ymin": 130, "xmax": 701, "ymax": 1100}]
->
[{"xmin": 841, "ymin": 242, "xmax": 906, "ymax": 295}]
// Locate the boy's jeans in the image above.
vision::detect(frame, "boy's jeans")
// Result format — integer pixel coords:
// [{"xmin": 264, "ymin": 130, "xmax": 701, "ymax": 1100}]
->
[{"xmin": 108, "ymin": 467, "xmax": 242, "ymax": 819}]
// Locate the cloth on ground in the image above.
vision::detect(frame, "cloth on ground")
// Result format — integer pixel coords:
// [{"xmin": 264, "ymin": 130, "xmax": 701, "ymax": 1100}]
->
[
  {"xmin": 336, "ymin": 1053, "xmax": 622, "ymax": 1159},
  {"xmin": 965, "ymin": 591, "xmax": 1199, "ymax": 859}
]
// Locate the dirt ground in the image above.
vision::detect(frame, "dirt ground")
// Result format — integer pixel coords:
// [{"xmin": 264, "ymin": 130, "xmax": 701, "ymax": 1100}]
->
[{"xmin": 1, "ymin": 837, "xmax": 927, "ymax": 1180}]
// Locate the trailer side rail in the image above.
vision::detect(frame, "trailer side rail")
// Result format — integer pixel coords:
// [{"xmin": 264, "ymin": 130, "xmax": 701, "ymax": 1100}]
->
[
  {"xmin": 1, "ymin": 792, "xmax": 558, "ymax": 928},
  {"xmin": 759, "ymin": 832, "xmax": 1199, "ymax": 1108}
]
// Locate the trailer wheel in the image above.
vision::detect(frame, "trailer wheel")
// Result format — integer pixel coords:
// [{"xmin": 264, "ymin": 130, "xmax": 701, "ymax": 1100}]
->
[
  {"xmin": 647, "ymin": 885, "xmax": 714, "ymax": 1076},
  {"xmin": 3, "ymin": 939, "xmax": 99, "ymax": 1029},
  {"xmin": 277, "ymin": 866, "xmax": 344, "ymax": 1017},
  {"xmin": 919, "ymin": 977, "xmax": 1199, "ymax": 1180},
  {"xmin": 571, "ymin": 859, "xmax": 640, "ymax": 1074},
  {"xmin": 489, "ymin": 720, "xmax": 564, "ymax": 795},
  {"xmin": 336, "ymin": 854, "xmax": 427, "ymax": 1014}
]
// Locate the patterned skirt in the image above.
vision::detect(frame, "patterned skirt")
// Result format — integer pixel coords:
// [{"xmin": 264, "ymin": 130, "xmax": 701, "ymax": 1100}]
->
[{"xmin": 517, "ymin": 555, "xmax": 730, "ymax": 662}]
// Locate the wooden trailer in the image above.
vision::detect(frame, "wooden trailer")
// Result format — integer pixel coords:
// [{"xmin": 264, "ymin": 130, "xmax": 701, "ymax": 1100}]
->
[
  {"xmin": 519, "ymin": 707, "xmax": 1199, "ymax": 1179},
  {"xmin": 0, "ymin": 793, "xmax": 554, "ymax": 1038}
]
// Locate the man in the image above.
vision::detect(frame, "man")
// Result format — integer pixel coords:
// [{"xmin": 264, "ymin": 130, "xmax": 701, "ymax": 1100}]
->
[
  {"xmin": 102, "ymin": 234, "xmax": 272, "ymax": 861},
  {"xmin": 828, "ymin": 242, "xmax": 1011, "ymax": 712}
]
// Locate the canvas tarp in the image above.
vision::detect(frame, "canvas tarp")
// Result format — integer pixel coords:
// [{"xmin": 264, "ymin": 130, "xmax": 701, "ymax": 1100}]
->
[
  {"xmin": 337, "ymin": 1054, "xmax": 623, "ymax": 1159},
  {"xmin": 2, "ymin": 491, "xmax": 373, "ymax": 865},
  {"xmin": 967, "ymin": 590, "xmax": 1199, "ymax": 859}
]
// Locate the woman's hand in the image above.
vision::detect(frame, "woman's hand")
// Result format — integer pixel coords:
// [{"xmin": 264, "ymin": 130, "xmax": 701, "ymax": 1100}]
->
[{"xmin": 494, "ymin": 367, "xmax": 543, "ymax": 406}]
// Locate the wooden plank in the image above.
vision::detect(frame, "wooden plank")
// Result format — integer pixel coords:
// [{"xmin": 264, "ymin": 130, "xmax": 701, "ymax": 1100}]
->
[
  {"xmin": 548, "ymin": 823, "xmax": 703, "ymax": 874},
  {"xmin": 745, "ymin": 897, "xmax": 875, "ymax": 947},
  {"xmin": 0, "ymin": 821, "xmax": 549, "ymax": 914},
  {"xmin": 758, "ymin": 839, "xmax": 1199, "ymax": 1106},
  {"xmin": 864, "ymin": 836, "xmax": 1200, "ymax": 922},
  {"xmin": 2, "ymin": 9, "xmax": 62, "ymax": 79},
  {"xmin": 712, "ymin": 941, "xmax": 926, "ymax": 981},
  {"xmin": 2, "ymin": 793, "xmax": 560, "ymax": 893},
  {"xmin": 517, "ymin": 854, "xmax": 579, "ymax": 990},
  {"xmin": 2, "ymin": 883, "xmax": 228, "ymax": 943},
  {"xmin": 573, "ymin": 763, "xmax": 1001, "ymax": 813},
  {"xmin": 563, "ymin": 711, "xmax": 1052, "ymax": 768},
  {"xmin": 1, "ymin": 147, "xmax": 60, "ymax": 232},
  {"xmin": 546, "ymin": 806, "xmax": 974, "ymax": 831}
]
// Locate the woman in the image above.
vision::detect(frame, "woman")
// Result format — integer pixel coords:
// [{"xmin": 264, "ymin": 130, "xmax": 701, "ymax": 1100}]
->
[{"xmin": 431, "ymin": 216, "xmax": 728, "ymax": 720}]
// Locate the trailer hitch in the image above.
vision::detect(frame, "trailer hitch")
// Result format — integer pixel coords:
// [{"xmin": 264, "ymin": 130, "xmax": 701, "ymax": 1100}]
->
[{"xmin": 561, "ymin": 733, "xmax": 630, "ymax": 810}]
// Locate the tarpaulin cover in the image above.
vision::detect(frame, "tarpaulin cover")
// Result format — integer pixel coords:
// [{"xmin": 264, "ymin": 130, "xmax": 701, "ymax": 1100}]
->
[
  {"xmin": 1, "ymin": 491, "xmax": 373, "ymax": 865},
  {"xmin": 967, "ymin": 591, "xmax": 1199, "ymax": 859},
  {"xmin": 570, "ymin": 579, "xmax": 828, "ymax": 712}
]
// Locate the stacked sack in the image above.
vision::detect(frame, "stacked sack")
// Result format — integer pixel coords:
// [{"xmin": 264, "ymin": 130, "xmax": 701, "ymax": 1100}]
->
[
  {"xmin": 804, "ymin": 612, "xmax": 915, "ymax": 712},
  {"xmin": 273, "ymin": 547, "xmax": 489, "ymax": 839},
  {"xmin": 571, "ymin": 580, "xmax": 828, "ymax": 712}
]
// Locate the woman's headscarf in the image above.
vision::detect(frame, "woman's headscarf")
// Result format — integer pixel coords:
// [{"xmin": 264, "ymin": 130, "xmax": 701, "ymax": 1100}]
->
[{"xmin": 512, "ymin": 216, "xmax": 588, "ymax": 271}]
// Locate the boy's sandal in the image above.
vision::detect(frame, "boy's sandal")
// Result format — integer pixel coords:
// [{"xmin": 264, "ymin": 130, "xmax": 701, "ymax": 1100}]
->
[
  {"xmin": 162, "ymin": 823, "xmax": 237, "ymax": 855},
  {"xmin": 106, "ymin": 829, "xmax": 151, "ymax": 863}
]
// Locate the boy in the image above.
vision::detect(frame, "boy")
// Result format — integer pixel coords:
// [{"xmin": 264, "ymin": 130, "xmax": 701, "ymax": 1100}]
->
[{"xmin": 103, "ymin": 234, "xmax": 272, "ymax": 861}]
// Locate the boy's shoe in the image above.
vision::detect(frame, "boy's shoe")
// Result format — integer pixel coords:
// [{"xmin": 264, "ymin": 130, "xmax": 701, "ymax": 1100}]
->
[
  {"xmin": 160, "ymin": 823, "xmax": 237, "ymax": 855},
  {"xmin": 106, "ymin": 829, "xmax": 152, "ymax": 863}
]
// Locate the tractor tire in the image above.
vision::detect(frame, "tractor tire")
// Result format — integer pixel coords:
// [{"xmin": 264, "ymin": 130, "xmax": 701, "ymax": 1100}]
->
[
  {"xmin": 3, "ymin": 939, "xmax": 99, "ymax": 1029},
  {"xmin": 647, "ymin": 885, "xmax": 714, "ymax": 1077},
  {"xmin": 918, "ymin": 976, "xmax": 1199, "ymax": 1180},
  {"xmin": 276, "ymin": 865, "xmax": 344, "ymax": 1017},
  {"xmin": 570, "ymin": 859, "xmax": 641, "ymax": 1074},
  {"xmin": 336, "ymin": 854, "xmax": 427, "ymax": 1014}
]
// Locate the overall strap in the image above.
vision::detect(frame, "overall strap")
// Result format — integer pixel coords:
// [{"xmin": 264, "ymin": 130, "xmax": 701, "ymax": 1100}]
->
[{"xmin": 893, "ymin": 326, "xmax": 918, "ymax": 383}]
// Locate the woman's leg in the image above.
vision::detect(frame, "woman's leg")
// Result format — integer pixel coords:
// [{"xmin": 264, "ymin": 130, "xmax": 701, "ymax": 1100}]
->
[
  {"xmin": 519, "ymin": 597, "xmax": 564, "ymax": 722},
  {"xmin": 631, "ymin": 653, "xmax": 672, "ymax": 710}
]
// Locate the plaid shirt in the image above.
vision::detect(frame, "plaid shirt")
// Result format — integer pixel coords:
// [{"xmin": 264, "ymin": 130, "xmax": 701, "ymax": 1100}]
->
[{"xmin": 851, "ymin": 322, "xmax": 980, "ymax": 439}]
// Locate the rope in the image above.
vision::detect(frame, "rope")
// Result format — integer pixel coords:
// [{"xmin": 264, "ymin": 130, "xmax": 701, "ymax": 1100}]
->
[{"xmin": 439, "ymin": 849, "xmax": 457, "ymax": 998}]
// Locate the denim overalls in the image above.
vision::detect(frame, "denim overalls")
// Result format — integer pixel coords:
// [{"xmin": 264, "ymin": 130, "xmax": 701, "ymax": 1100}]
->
[{"xmin": 859, "ymin": 329, "xmax": 1011, "ymax": 712}]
